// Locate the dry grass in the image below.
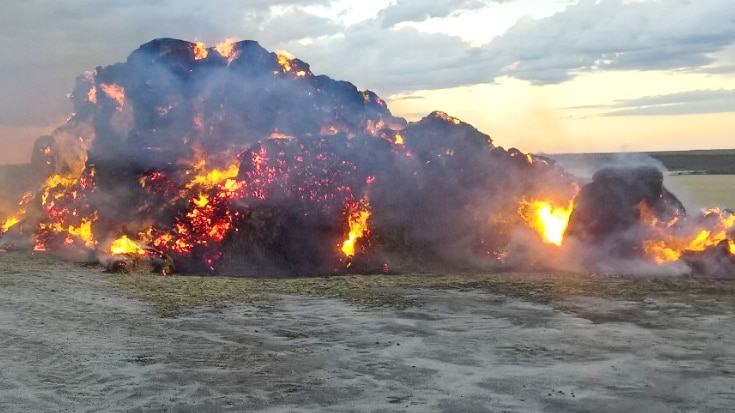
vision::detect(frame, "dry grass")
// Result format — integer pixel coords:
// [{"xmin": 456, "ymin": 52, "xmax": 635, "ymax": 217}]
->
[{"xmin": 113, "ymin": 270, "xmax": 735, "ymax": 317}]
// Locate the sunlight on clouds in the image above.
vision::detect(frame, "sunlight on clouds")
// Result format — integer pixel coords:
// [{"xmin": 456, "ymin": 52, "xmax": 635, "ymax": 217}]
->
[
  {"xmin": 306, "ymin": 0, "xmax": 393, "ymax": 25},
  {"xmin": 396, "ymin": 0, "xmax": 572, "ymax": 44},
  {"xmin": 388, "ymin": 69, "xmax": 735, "ymax": 154}
]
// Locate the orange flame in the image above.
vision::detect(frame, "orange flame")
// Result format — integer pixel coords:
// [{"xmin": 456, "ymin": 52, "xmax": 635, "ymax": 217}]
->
[
  {"xmin": 100, "ymin": 83, "xmax": 125, "ymax": 108},
  {"xmin": 642, "ymin": 207, "xmax": 735, "ymax": 264},
  {"xmin": 88, "ymin": 87, "xmax": 97, "ymax": 104},
  {"xmin": 67, "ymin": 218, "xmax": 96, "ymax": 248},
  {"xmin": 519, "ymin": 199, "xmax": 575, "ymax": 246},
  {"xmin": 276, "ymin": 51, "xmax": 293, "ymax": 72},
  {"xmin": 193, "ymin": 42, "xmax": 209, "ymax": 60},
  {"xmin": 341, "ymin": 199, "xmax": 371, "ymax": 257},
  {"xmin": 214, "ymin": 38, "xmax": 239, "ymax": 64},
  {"xmin": 109, "ymin": 235, "xmax": 146, "ymax": 255}
]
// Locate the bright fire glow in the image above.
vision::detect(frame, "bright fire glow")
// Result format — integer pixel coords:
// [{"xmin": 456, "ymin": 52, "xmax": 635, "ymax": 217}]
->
[
  {"xmin": 434, "ymin": 111, "xmax": 461, "ymax": 125},
  {"xmin": 341, "ymin": 199, "xmax": 371, "ymax": 257},
  {"xmin": 100, "ymin": 83, "xmax": 125, "ymax": 108},
  {"xmin": 276, "ymin": 51, "xmax": 293, "ymax": 72},
  {"xmin": 109, "ymin": 235, "xmax": 146, "ymax": 255},
  {"xmin": 394, "ymin": 133, "xmax": 404, "ymax": 145},
  {"xmin": 88, "ymin": 87, "xmax": 97, "ymax": 104},
  {"xmin": 214, "ymin": 38, "xmax": 239, "ymax": 64},
  {"xmin": 193, "ymin": 42, "xmax": 209, "ymax": 60},
  {"xmin": 519, "ymin": 199, "xmax": 575, "ymax": 246},
  {"xmin": 67, "ymin": 218, "xmax": 96, "ymax": 248},
  {"xmin": 642, "ymin": 207, "xmax": 735, "ymax": 264},
  {"xmin": 1, "ymin": 216, "xmax": 21, "ymax": 232},
  {"xmin": 185, "ymin": 163, "xmax": 240, "ymax": 189}
]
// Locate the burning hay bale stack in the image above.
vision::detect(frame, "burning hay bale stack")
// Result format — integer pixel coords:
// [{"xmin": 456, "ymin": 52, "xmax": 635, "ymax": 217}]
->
[
  {"xmin": 1, "ymin": 38, "xmax": 733, "ymax": 277},
  {"xmin": 0, "ymin": 38, "xmax": 573, "ymax": 275}
]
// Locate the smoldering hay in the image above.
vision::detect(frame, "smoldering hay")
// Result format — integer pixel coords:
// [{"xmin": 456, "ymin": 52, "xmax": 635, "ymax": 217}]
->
[{"xmin": 1, "ymin": 38, "xmax": 734, "ymax": 277}]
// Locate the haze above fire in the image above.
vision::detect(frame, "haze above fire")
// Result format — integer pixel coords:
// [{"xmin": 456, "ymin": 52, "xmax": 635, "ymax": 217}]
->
[{"xmin": 1, "ymin": 0, "xmax": 734, "ymax": 161}]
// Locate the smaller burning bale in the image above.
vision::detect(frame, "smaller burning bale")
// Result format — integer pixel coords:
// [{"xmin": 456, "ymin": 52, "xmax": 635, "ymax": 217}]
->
[
  {"xmin": 566, "ymin": 165, "xmax": 685, "ymax": 258},
  {"xmin": 103, "ymin": 246, "xmax": 174, "ymax": 275},
  {"xmin": 681, "ymin": 239, "xmax": 735, "ymax": 278}
]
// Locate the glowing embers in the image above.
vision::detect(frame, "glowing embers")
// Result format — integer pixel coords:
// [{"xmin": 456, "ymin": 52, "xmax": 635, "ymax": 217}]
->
[
  {"xmin": 641, "ymin": 207, "xmax": 735, "ymax": 264},
  {"xmin": 519, "ymin": 198, "xmax": 575, "ymax": 246},
  {"xmin": 33, "ymin": 169, "xmax": 98, "ymax": 252},
  {"xmin": 341, "ymin": 197, "xmax": 371, "ymax": 257}
]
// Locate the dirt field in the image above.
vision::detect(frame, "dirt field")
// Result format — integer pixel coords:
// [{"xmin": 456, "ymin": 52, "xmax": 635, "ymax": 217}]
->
[{"xmin": 2, "ymin": 251, "xmax": 735, "ymax": 412}]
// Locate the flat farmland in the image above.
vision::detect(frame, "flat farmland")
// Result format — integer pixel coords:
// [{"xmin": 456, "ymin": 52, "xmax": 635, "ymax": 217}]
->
[{"xmin": 665, "ymin": 174, "xmax": 735, "ymax": 211}]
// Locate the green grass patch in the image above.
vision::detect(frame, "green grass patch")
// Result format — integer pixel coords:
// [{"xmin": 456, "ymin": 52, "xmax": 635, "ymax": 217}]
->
[{"xmin": 112, "ymin": 270, "xmax": 735, "ymax": 317}]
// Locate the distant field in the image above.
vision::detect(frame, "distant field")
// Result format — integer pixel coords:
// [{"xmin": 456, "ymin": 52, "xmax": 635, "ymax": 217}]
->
[
  {"xmin": 665, "ymin": 174, "xmax": 735, "ymax": 211},
  {"xmin": 550, "ymin": 149, "xmax": 735, "ymax": 175}
]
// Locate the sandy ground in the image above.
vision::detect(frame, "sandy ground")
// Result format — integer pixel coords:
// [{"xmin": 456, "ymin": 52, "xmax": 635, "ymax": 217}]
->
[{"xmin": 1, "ymin": 252, "xmax": 735, "ymax": 412}]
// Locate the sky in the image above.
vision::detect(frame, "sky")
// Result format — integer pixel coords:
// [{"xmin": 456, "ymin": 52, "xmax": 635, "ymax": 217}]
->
[{"xmin": 0, "ymin": 0, "xmax": 734, "ymax": 163}]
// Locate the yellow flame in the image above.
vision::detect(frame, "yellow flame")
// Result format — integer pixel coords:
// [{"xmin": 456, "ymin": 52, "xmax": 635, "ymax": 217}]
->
[
  {"xmin": 186, "ymin": 163, "xmax": 240, "ymax": 189},
  {"xmin": 193, "ymin": 193, "xmax": 209, "ymax": 208},
  {"xmin": 341, "ymin": 200, "xmax": 371, "ymax": 257},
  {"xmin": 394, "ymin": 133, "xmax": 404, "ymax": 145},
  {"xmin": 41, "ymin": 174, "xmax": 78, "ymax": 205},
  {"xmin": 214, "ymin": 38, "xmax": 239, "ymax": 64},
  {"xmin": 193, "ymin": 42, "xmax": 208, "ymax": 60},
  {"xmin": 519, "ymin": 199, "xmax": 574, "ymax": 246},
  {"xmin": 276, "ymin": 51, "xmax": 293, "ymax": 72},
  {"xmin": 642, "ymin": 207, "xmax": 735, "ymax": 263},
  {"xmin": 1, "ymin": 216, "xmax": 20, "ymax": 232},
  {"xmin": 67, "ymin": 218, "xmax": 96, "ymax": 248},
  {"xmin": 222, "ymin": 178, "xmax": 240, "ymax": 192},
  {"xmin": 109, "ymin": 235, "xmax": 145, "ymax": 255}
]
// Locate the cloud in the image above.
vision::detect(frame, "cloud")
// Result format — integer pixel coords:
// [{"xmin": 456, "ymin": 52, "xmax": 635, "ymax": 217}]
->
[
  {"xmin": 257, "ymin": 8, "xmax": 342, "ymax": 44},
  {"xmin": 487, "ymin": 0, "xmax": 735, "ymax": 84},
  {"xmin": 603, "ymin": 89, "xmax": 735, "ymax": 116},
  {"xmin": 286, "ymin": 0, "xmax": 735, "ymax": 97},
  {"xmin": 2, "ymin": 0, "xmax": 735, "ymax": 130},
  {"xmin": 0, "ymin": 0, "xmax": 333, "ymax": 126},
  {"xmin": 377, "ymin": 0, "xmax": 503, "ymax": 27},
  {"xmin": 277, "ymin": 23, "xmax": 491, "ymax": 95}
]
